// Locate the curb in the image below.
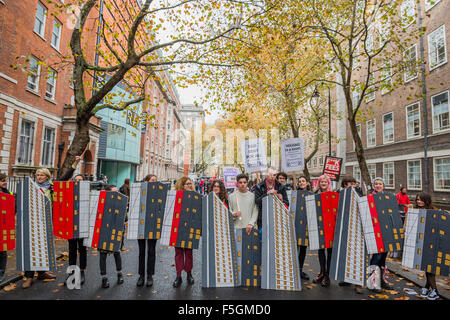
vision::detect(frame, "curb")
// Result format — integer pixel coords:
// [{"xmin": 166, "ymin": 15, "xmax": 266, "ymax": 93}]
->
[
  {"xmin": 0, "ymin": 274, "xmax": 23, "ymax": 290},
  {"xmin": 386, "ymin": 261, "xmax": 449, "ymax": 300}
]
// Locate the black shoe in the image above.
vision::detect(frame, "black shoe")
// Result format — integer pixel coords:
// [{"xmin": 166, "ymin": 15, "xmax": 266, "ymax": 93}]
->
[
  {"xmin": 300, "ymin": 271, "xmax": 310, "ymax": 280},
  {"xmin": 80, "ymin": 271, "xmax": 85, "ymax": 285},
  {"xmin": 101, "ymin": 277, "xmax": 109, "ymax": 288},
  {"xmin": 380, "ymin": 280, "xmax": 393, "ymax": 290},
  {"xmin": 137, "ymin": 276, "xmax": 145, "ymax": 287},
  {"xmin": 146, "ymin": 275, "xmax": 153, "ymax": 287},
  {"xmin": 338, "ymin": 281, "xmax": 351, "ymax": 286},
  {"xmin": 187, "ymin": 273, "xmax": 194, "ymax": 285},
  {"xmin": 117, "ymin": 272, "xmax": 124, "ymax": 285},
  {"xmin": 172, "ymin": 277, "xmax": 182, "ymax": 288}
]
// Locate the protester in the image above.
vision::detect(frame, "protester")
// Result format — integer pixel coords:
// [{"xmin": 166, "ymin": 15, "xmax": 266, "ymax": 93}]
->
[
  {"xmin": 119, "ymin": 178, "xmax": 131, "ymax": 198},
  {"xmin": 99, "ymin": 184, "xmax": 124, "ymax": 288},
  {"xmin": 396, "ymin": 186, "xmax": 412, "ymax": 221},
  {"xmin": 296, "ymin": 175, "xmax": 312, "ymax": 280},
  {"xmin": 276, "ymin": 172, "xmax": 293, "ymax": 190},
  {"xmin": 229, "ymin": 174, "xmax": 258, "ymax": 234},
  {"xmin": 0, "ymin": 173, "xmax": 13, "ymax": 282},
  {"xmin": 312, "ymin": 175, "xmax": 334, "ymax": 287},
  {"xmin": 415, "ymin": 192, "xmax": 440, "ymax": 300},
  {"xmin": 253, "ymin": 167, "xmax": 289, "ymax": 231},
  {"xmin": 136, "ymin": 174, "xmax": 158, "ymax": 287},
  {"xmin": 22, "ymin": 168, "xmax": 57, "ymax": 289},
  {"xmin": 172, "ymin": 176, "xmax": 196, "ymax": 288},
  {"xmin": 368, "ymin": 177, "xmax": 393, "ymax": 291},
  {"xmin": 209, "ymin": 179, "xmax": 229, "ymax": 208}
]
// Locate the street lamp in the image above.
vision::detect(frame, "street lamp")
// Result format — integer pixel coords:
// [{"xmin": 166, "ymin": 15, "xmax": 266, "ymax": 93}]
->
[{"xmin": 310, "ymin": 86, "xmax": 332, "ymax": 157}]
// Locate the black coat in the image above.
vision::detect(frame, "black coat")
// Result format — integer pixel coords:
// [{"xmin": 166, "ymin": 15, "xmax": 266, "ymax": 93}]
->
[{"xmin": 253, "ymin": 179, "xmax": 289, "ymax": 228}]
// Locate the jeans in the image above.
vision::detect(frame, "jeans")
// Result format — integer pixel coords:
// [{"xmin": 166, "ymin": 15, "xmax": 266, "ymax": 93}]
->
[{"xmin": 370, "ymin": 252, "xmax": 388, "ymax": 267}]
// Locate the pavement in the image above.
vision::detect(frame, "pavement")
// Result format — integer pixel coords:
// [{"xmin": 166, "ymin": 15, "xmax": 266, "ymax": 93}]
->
[{"xmin": 1, "ymin": 237, "xmax": 448, "ymax": 300}]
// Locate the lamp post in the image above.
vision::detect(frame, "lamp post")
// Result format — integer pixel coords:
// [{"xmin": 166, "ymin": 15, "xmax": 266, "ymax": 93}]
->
[{"xmin": 310, "ymin": 86, "xmax": 332, "ymax": 157}]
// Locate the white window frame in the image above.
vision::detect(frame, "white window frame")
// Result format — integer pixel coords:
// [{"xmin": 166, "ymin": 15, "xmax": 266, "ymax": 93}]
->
[
  {"xmin": 353, "ymin": 166, "xmax": 361, "ymax": 183},
  {"xmin": 51, "ymin": 18, "xmax": 62, "ymax": 50},
  {"xmin": 404, "ymin": 44, "xmax": 418, "ymax": 83},
  {"xmin": 405, "ymin": 102, "xmax": 421, "ymax": 139},
  {"xmin": 383, "ymin": 162, "xmax": 395, "ymax": 189},
  {"xmin": 365, "ymin": 74, "xmax": 375, "ymax": 103},
  {"xmin": 16, "ymin": 118, "xmax": 36, "ymax": 165},
  {"xmin": 368, "ymin": 164, "xmax": 377, "ymax": 182},
  {"xmin": 365, "ymin": 32, "xmax": 374, "ymax": 55},
  {"xmin": 431, "ymin": 90, "xmax": 449, "ymax": 133},
  {"xmin": 40, "ymin": 126, "xmax": 56, "ymax": 167},
  {"xmin": 27, "ymin": 56, "xmax": 41, "ymax": 93},
  {"xmin": 434, "ymin": 156, "xmax": 450, "ymax": 192},
  {"xmin": 381, "ymin": 60, "xmax": 392, "ymax": 95},
  {"xmin": 382, "ymin": 112, "xmax": 394, "ymax": 144},
  {"xmin": 34, "ymin": 2, "xmax": 47, "ymax": 38},
  {"xmin": 366, "ymin": 119, "xmax": 376, "ymax": 147},
  {"xmin": 401, "ymin": 0, "xmax": 415, "ymax": 28},
  {"xmin": 407, "ymin": 159, "xmax": 422, "ymax": 190},
  {"xmin": 425, "ymin": 0, "xmax": 442, "ymax": 11},
  {"xmin": 427, "ymin": 24, "xmax": 447, "ymax": 71},
  {"xmin": 45, "ymin": 68, "xmax": 57, "ymax": 100}
]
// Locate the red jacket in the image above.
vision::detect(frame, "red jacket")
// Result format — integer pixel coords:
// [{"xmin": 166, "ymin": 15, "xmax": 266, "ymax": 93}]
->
[{"xmin": 396, "ymin": 193, "xmax": 411, "ymax": 206}]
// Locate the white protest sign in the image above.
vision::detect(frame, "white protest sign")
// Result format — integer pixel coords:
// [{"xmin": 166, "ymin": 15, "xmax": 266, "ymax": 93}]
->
[
  {"xmin": 240, "ymin": 138, "xmax": 268, "ymax": 173},
  {"xmin": 280, "ymin": 138, "xmax": 304, "ymax": 172}
]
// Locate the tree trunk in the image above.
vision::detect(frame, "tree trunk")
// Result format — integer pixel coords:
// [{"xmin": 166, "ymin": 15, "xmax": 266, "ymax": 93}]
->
[{"xmin": 57, "ymin": 114, "xmax": 91, "ymax": 180}]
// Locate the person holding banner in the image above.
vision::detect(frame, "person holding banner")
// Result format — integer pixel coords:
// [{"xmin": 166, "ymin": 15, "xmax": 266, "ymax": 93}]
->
[
  {"xmin": 0, "ymin": 173, "xmax": 13, "ymax": 282},
  {"xmin": 172, "ymin": 177, "xmax": 196, "ymax": 288},
  {"xmin": 414, "ymin": 192, "xmax": 440, "ymax": 300},
  {"xmin": 253, "ymin": 168, "xmax": 289, "ymax": 232},
  {"xmin": 276, "ymin": 172, "xmax": 293, "ymax": 190},
  {"xmin": 229, "ymin": 174, "xmax": 258, "ymax": 234},
  {"xmin": 312, "ymin": 175, "xmax": 334, "ymax": 287},
  {"xmin": 209, "ymin": 180, "xmax": 229, "ymax": 208},
  {"xmin": 297, "ymin": 175, "xmax": 312, "ymax": 280}
]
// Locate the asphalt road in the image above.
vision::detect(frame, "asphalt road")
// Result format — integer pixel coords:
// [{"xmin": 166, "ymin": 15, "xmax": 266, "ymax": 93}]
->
[{"xmin": 0, "ymin": 240, "xmax": 428, "ymax": 301}]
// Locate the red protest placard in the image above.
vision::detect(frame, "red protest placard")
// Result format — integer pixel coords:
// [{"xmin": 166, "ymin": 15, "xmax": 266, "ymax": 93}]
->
[{"xmin": 322, "ymin": 156, "xmax": 343, "ymax": 181}]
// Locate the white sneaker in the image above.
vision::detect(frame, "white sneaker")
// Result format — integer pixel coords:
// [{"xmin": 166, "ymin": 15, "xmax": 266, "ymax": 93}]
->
[
  {"xmin": 420, "ymin": 287, "xmax": 429, "ymax": 298},
  {"xmin": 427, "ymin": 289, "xmax": 439, "ymax": 300}
]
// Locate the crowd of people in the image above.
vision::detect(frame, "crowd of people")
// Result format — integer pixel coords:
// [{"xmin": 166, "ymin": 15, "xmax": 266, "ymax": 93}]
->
[{"xmin": 0, "ymin": 162, "xmax": 442, "ymax": 300}]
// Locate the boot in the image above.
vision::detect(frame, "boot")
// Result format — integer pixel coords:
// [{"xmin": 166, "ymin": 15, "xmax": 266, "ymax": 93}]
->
[
  {"xmin": 354, "ymin": 285, "xmax": 364, "ymax": 294},
  {"xmin": 117, "ymin": 272, "xmax": 124, "ymax": 285},
  {"xmin": 187, "ymin": 273, "xmax": 194, "ymax": 285},
  {"xmin": 380, "ymin": 266, "xmax": 393, "ymax": 290},
  {"xmin": 321, "ymin": 273, "xmax": 330, "ymax": 287},
  {"xmin": 172, "ymin": 276, "xmax": 182, "ymax": 288},
  {"xmin": 101, "ymin": 276, "xmax": 109, "ymax": 288},
  {"xmin": 22, "ymin": 278, "xmax": 33, "ymax": 289},
  {"xmin": 80, "ymin": 270, "xmax": 85, "ymax": 285},
  {"xmin": 37, "ymin": 271, "xmax": 56, "ymax": 280},
  {"xmin": 0, "ymin": 270, "xmax": 5, "ymax": 283},
  {"xmin": 136, "ymin": 276, "xmax": 145, "ymax": 287},
  {"xmin": 146, "ymin": 275, "xmax": 153, "ymax": 287},
  {"xmin": 367, "ymin": 265, "xmax": 381, "ymax": 292},
  {"xmin": 313, "ymin": 272, "xmax": 324, "ymax": 284},
  {"xmin": 299, "ymin": 268, "xmax": 310, "ymax": 280}
]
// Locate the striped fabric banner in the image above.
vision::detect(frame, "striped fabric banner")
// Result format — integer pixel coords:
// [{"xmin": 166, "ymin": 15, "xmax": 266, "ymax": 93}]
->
[
  {"xmin": 235, "ymin": 228, "xmax": 261, "ymax": 287},
  {"xmin": 329, "ymin": 188, "xmax": 368, "ymax": 286},
  {"xmin": 52, "ymin": 181, "xmax": 90, "ymax": 239},
  {"xmin": 402, "ymin": 209, "xmax": 449, "ymax": 276},
  {"xmin": 127, "ymin": 182, "xmax": 169, "ymax": 240},
  {"xmin": 358, "ymin": 192, "xmax": 404, "ymax": 254},
  {"xmin": 0, "ymin": 192, "xmax": 15, "ymax": 252},
  {"xmin": 289, "ymin": 190, "xmax": 313, "ymax": 247},
  {"xmin": 16, "ymin": 178, "xmax": 56, "ymax": 271},
  {"xmin": 202, "ymin": 193, "xmax": 239, "ymax": 288},
  {"xmin": 159, "ymin": 191, "xmax": 202, "ymax": 249},
  {"xmin": 305, "ymin": 192, "xmax": 340, "ymax": 250},
  {"xmin": 261, "ymin": 195, "xmax": 301, "ymax": 291}
]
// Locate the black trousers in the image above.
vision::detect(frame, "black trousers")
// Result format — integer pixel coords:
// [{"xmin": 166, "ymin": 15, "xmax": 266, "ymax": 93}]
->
[
  {"xmin": 0, "ymin": 251, "xmax": 6, "ymax": 271},
  {"xmin": 24, "ymin": 271, "xmax": 46, "ymax": 278},
  {"xmin": 298, "ymin": 245, "xmax": 307, "ymax": 270},
  {"xmin": 370, "ymin": 252, "xmax": 388, "ymax": 267},
  {"xmin": 68, "ymin": 238, "xmax": 87, "ymax": 270},
  {"xmin": 137, "ymin": 239, "xmax": 157, "ymax": 277},
  {"xmin": 99, "ymin": 251, "xmax": 122, "ymax": 276},
  {"xmin": 318, "ymin": 248, "xmax": 333, "ymax": 274}
]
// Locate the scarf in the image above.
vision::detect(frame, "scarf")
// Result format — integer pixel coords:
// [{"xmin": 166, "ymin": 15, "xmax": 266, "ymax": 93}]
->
[{"xmin": 36, "ymin": 180, "xmax": 52, "ymax": 191}]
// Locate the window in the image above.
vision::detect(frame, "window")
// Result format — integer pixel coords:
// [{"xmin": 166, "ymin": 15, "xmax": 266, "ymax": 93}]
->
[
  {"xmin": 378, "ymin": 15, "xmax": 390, "ymax": 45},
  {"xmin": 428, "ymin": 25, "xmax": 447, "ymax": 70},
  {"xmin": 381, "ymin": 60, "xmax": 392, "ymax": 94},
  {"xmin": 368, "ymin": 164, "xmax": 377, "ymax": 181},
  {"xmin": 41, "ymin": 127, "xmax": 55, "ymax": 166},
  {"xmin": 365, "ymin": 33, "xmax": 374, "ymax": 54},
  {"xmin": 17, "ymin": 120, "xmax": 35, "ymax": 165},
  {"xmin": 34, "ymin": 2, "xmax": 47, "ymax": 37},
  {"xmin": 353, "ymin": 166, "xmax": 361, "ymax": 183},
  {"xmin": 27, "ymin": 56, "xmax": 41, "ymax": 92},
  {"xmin": 51, "ymin": 19, "xmax": 62, "ymax": 50},
  {"xmin": 382, "ymin": 112, "xmax": 394, "ymax": 143},
  {"xmin": 366, "ymin": 120, "xmax": 376, "ymax": 147},
  {"xmin": 107, "ymin": 123, "xmax": 126, "ymax": 150},
  {"xmin": 45, "ymin": 68, "xmax": 57, "ymax": 100},
  {"xmin": 352, "ymin": 46, "xmax": 359, "ymax": 69},
  {"xmin": 365, "ymin": 74, "xmax": 375, "ymax": 102},
  {"xmin": 383, "ymin": 162, "xmax": 395, "ymax": 189},
  {"xmin": 313, "ymin": 157, "xmax": 317, "ymax": 168},
  {"xmin": 406, "ymin": 103, "xmax": 420, "ymax": 138},
  {"xmin": 407, "ymin": 160, "xmax": 422, "ymax": 190},
  {"xmin": 434, "ymin": 157, "xmax": 450, "ymax": 191},
  {"xmin": 425, "ymin": 0, "xmax": 442, "ymax": 11},
  {"xmin": 319, "ymin": 156, "xmax": 324, "ymax": 167},
  {"xmin": 432, "ymin": 91, "xmax": 449, "ymax": 132},
  {"xmin": 404, "ymin": 44, "xmax": 418, "ymax": 82},
  {"xmin": 401, "ymin": 0, "xmax": 415, "ymax": 27},
  {"xmin": 352, "ymin": 90, "xmax": 360, "ymax": 109}
]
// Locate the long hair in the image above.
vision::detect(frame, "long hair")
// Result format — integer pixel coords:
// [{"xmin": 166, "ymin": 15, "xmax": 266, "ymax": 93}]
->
[
  {"xmin": 315, "ymin": 174, "xmax": 332, "ymax": 192},
  {"xmin": 209, "ymin": 179, "xmax": 228, "ymax": 201},
  {"xmin": 297, "ymin": 175, "xmax": 311, "ymax": 191},
  {"xmin": 414, "ymin": 192, "xmax": 436, "ymax": 209},
  {"xmin": 175, "ymin": 176, "xmax": 194, "ymax": 191}
]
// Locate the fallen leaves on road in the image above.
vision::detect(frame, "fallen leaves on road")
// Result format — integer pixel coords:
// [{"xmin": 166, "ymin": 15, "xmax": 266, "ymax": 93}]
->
[
  {"xmin": 152, "ymin": 290, "xmax": 157, "ymax": 294},
  {"xmin": 306, "ymin": 285, "xmax": 313, "ymax": 290},
  {"xmin": 375, "ymin": 294, "xmax": 390, "ymax": 299},
  {"xmin": 402, "ymin": 267, "xmax": 409, "ymax": 271},
  {"xmin": 303, "ymin": 263, "xmax": 309, "ymax": 266},
  {"xmin": 3, "ymin": 283, "xmax": 16, "ymax": 291},
  {"xmin": 57, "ymin": 283, "xmax": 64, "ymax": 287},
  {"xmin": 164, "ymin": 276, "xmax": 169, "ymax": 279},
  {"xmin": 52, "ymin": 289, "xmax": 59, "ymax": 293},
  {"xmin": 394, "ymin": 296, "xmax": 410, "ymax": 300},
  {"xmin": 126, "ymin": 273, "xmax": 133, "ymax": 277},
  {"xmin": 43, "ymin": 279, "xmax": 56, "ymax": 282},
  {"xmin": 406, "ymin": 282, "xmax": 415, "ymax": 286},
  {"xmin": 57, "ymin": 252, "xmax": 69, "ymax": 261}
]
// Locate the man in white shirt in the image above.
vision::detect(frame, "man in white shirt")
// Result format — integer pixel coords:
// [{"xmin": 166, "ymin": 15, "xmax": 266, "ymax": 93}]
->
[{"xmin": 229, "ymin": 174, "xmax": 258, "ymax": 234}]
